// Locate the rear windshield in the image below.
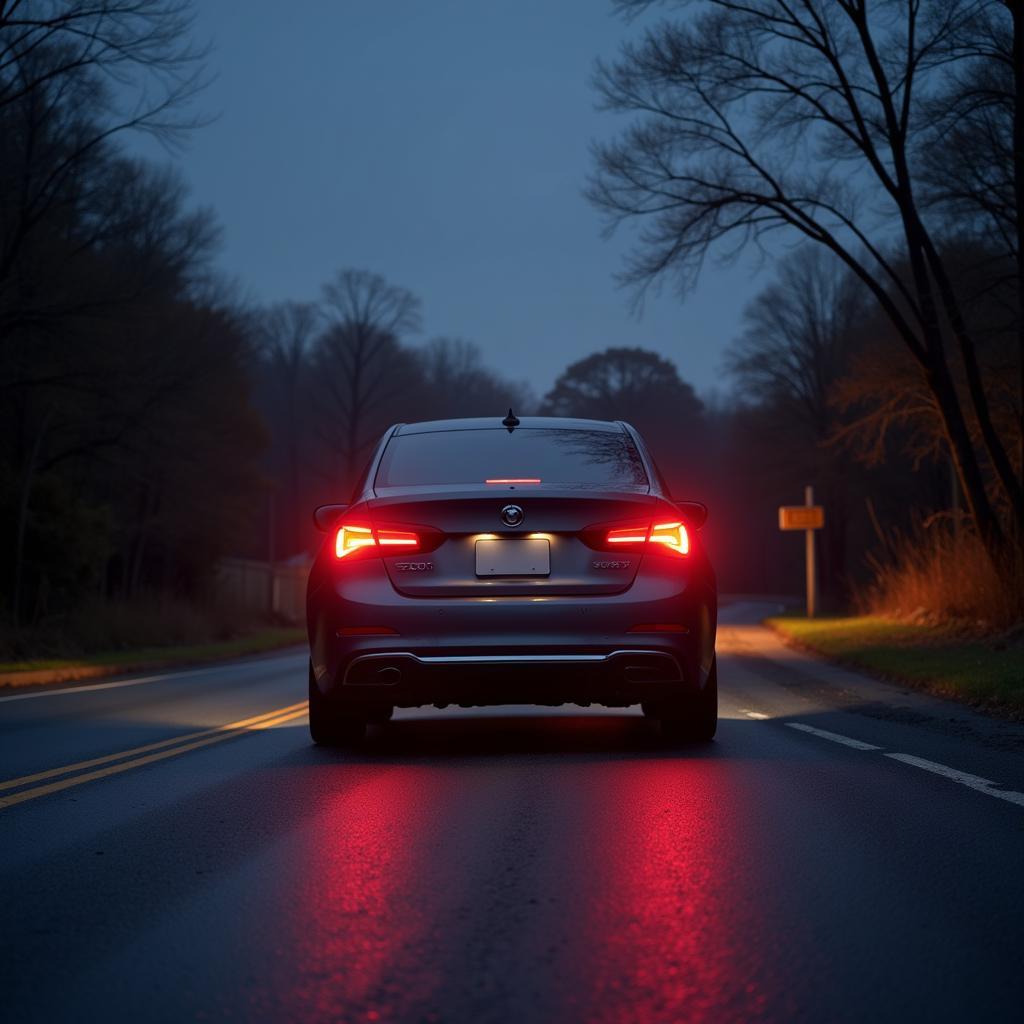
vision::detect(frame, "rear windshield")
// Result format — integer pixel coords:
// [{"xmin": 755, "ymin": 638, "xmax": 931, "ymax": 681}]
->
[{"xmin": 375, "ymin": 428, "xmax": 649, "ymax": 491}]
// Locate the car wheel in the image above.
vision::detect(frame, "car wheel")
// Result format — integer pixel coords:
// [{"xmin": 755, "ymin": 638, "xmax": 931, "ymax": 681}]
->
[
  {"xmin": 308, "ymin": 660, "xmax": 366, "ymax": 746},
  {"xmin": 657, "ymin": 655, "xmax": 718, "ymax": 743}
]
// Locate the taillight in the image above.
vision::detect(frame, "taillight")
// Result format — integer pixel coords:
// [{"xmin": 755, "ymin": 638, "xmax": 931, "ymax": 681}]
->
[
  {"xmin": 375, "ymin": 528, "xmax": 420, "ymax": 550},
  {"xmin": 336, "ymin": 524, "xmax": 379, "ymax": 558},
  {"xmin": 582, "ymin": 519, "xmax": 691, "ymax": 557},
  {"xmin": 649, "ymin": 521, "xmax": 689, "ymax": 556},
  {"xmin": 334, "ymin": 523, "xmax": 436, "ymax": 560},
  {"xmin": 606, "ymin": 525, "xmax": 649, "ymax": 545}
]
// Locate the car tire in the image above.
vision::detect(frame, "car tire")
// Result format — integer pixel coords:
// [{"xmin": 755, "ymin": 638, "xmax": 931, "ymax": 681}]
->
[
  {"xmin": 657, "ymin": 655, "xmax": 718, "ymax": 743},
  {"xmin": 308, "ymin": 660, "xmax": 366, "ymax": 746}
]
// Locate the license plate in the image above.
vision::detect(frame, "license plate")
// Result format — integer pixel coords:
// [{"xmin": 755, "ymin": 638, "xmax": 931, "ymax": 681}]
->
[{"xmin": 475, "ymin": 538, "xmax": 550, "ymax": 576}]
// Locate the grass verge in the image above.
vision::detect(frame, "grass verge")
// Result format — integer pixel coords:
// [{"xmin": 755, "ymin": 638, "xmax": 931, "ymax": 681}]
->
[
  {"xmin": 766, "ymin": 615, "xmax": 1024, "ymax": 719},
  {"xmin": 0, "ymin": 627, "xmax": 305, "ymax": 689}
]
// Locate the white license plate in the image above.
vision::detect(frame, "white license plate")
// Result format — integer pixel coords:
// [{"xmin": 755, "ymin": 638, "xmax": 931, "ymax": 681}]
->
[{"xmin": 475, "ymin": 539, "xmax": 550, "ymax": 576}]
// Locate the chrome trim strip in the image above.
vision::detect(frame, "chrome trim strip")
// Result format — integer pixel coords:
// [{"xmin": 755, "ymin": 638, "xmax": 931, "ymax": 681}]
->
[
  {"xmin": 341, "ymin": 649, "xmax": 683, "ymax": 685},
  {"xmin": 414, "ymin": 650, "xmax": 665, "ymax": 665},
  {"xmin": 346, "ymin": 649, "xmax": 673, "ymax": 668}
]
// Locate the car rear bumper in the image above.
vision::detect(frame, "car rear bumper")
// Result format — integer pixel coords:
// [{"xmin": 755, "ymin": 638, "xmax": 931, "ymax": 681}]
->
[
  {"xmin": 307, "ymin": 560, "xmax": 716, "ymax": 709},
  {"xmin": 328, "ymin": 647, "xmax": 684, "ymax": 708}
]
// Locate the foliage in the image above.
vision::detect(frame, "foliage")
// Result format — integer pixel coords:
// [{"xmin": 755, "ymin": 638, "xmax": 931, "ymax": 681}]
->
[
  {"xmin": 413, "ymin": 337, "xmax": 533, "ymax": 420},
  {"xmin": 768, "ymin": 614, "xmax": 1024, "ymax": 717},
  {"xmin": 0, "ymin": 598, "xmax": 302, "ymax": 671},
  {"xmin": 541, "ymin": 346, "xmax": 702, "ymax": 434},
  {"xmin": 0, "ymin": 1, "xmax": 266, "ymax": 625},
  {"xmin": 250, "ymin": 289, "xmax": 531, "ymax": 560}
]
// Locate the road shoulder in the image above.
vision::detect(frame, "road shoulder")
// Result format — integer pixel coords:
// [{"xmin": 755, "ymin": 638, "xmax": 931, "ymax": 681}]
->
[
  {"xmin": 764, "ymin": 615, "xmax": 1023, "ymax": 720},
  {"xmin": 0, "ymin": 629, "xmax": 306, "ymax": 694},
  {"xmin": 718, "ymin": 621, "xmax": 1024, "ymax": 758}
]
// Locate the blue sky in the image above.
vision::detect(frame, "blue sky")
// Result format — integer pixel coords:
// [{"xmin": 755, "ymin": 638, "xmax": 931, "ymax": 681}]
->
[{"xmin": 148, "ymin": 1, "xmax": 764, "ymax": 398}]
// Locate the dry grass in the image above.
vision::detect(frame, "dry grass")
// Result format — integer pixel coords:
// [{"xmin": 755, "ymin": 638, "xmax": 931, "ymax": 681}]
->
[{"xmin": 861, "ymin": 525, "xmax": 1023, "ymax": 632}]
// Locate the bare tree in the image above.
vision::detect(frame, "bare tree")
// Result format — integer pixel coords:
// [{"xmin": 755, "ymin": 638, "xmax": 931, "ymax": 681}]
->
[
  {"xmin": 727, "ymin": 248, "xmax": 867, "ymax": 596},
  {"xmin": 590, "ymin": 0, "xmax": 1020, "ymax": 567},
  {"xmin": 316, "ymin": 270, "xmax": 422, "ymax": 483},
  {"xmin": 728, "ymin": 248, "xmax": 862, "ymax": 438},
  {"xmin": 256, "ymin": 301, "xmax": 321, "ymax": 554},
  {"xmin": 0, "ymin": 1, "xmax": 209, "ymax": 295},
  {"xmin": 414, "ymin": 337, "xmax": 532, "ymax": 418},
  {"xmin": 2, "ymin": 158, "xmax": 222, "ymax": 621},
  {"xmin": 920, "ymin": 3, "xmax": 1021, "ymax": 479},
  {"xmin": 0, "ymin": 1, "xmax": 207, "ymax": 135}
]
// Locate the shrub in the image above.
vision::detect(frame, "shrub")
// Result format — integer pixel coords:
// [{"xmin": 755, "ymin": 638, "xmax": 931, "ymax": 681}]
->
[
  {"xmin": 861, "ymin": 524, "xmax": 1023, "ymax": 631},
  {"xmin": 0, "ymin": 595, "xmax": 276, "ymax": 661}
]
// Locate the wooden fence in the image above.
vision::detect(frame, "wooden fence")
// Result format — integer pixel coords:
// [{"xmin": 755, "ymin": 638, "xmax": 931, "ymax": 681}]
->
[{"xmin": 214, "ymin": 557, "xmax": 310, "ymax": 623}]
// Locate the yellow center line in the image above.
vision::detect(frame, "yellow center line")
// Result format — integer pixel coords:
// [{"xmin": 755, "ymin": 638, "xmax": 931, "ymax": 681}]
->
[
  {"xmin": 0, "ymin": 701, "xmax": 308, "ymax": 810},
  {"xmin": 0, "ymin": 705, "xmax": 309, "ymax": 811}
]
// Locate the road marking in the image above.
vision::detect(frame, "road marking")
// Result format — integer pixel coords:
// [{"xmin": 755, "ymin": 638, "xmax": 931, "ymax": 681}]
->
[
  {"xmin": 0, "ymin": 673, "xmax": 172, "ymax": 703},
  {"xmin": 785, "ymin": 722, "xmax": 881, "ymax": 750},
  {"xmin": 0, "ymin": 652, "xmax": 304, "ymax": 703},
  {"xmin": 885, "ymin": 753, "xmax": 1024, "ymax": 808},
  {"xmin": 784, "ymin": 725, "xmax": 1024, "ymax": 811},
  {"xmin": 0, "ymin": 703, "xmax": 308, "ymax": 811},
  {"xmin": 740, "ymin": 709, "xmax": 769, "ymax": 719},
  {"xmin": 0, "ymin": 701, "xmax": 309, "ymax": 793}
]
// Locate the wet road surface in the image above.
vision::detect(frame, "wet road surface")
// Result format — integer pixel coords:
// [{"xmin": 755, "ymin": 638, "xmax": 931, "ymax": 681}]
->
[{"xmin": 2, "ymin": 600, "xmax": 1022, "ymax": 1022}]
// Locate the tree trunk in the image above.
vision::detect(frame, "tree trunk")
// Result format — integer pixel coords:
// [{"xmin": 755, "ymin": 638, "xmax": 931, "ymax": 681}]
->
[
  {"xmin": 923, "ymin": 240, "xmax": 1024, "ymax": 533},
  {"xmin": 1008, "ymin": 0, "xmax": 1024, "ymax": 550},
  {"xmin": 895, "ymin": 188, "xmax": 1008, "ymax": 568},
  {"xmin": 345, "ymin": 330, "xmax": 366, "ymax": 488},
  {"xmin": 11, "ymin": 407, "xmax": 53, "ymax": 626},
  {"xmin": 927, "ymin": 358, "xmax": 1006, "ymax": 566}
]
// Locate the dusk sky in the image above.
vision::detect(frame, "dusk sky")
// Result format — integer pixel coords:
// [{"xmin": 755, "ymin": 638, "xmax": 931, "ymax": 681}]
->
[{"xmin": 154, "ymin": 1, "xmax": 763, "ymax": 398}]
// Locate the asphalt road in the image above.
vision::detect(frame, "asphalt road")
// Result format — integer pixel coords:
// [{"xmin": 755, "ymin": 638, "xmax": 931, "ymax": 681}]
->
[{"xmin": 2, "ymin": 600, "xmax": 1022, "ymax": 1023}]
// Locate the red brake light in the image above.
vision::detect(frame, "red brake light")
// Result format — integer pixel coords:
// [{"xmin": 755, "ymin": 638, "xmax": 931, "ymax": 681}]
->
[
  {"xmin": 606, "ymin": 526, "xmax": 648, "ymax": 545},
  {"xmin": 485, "ymin": 478, "xmax": 541, "ymax": 485},
  {"xmin": 649, "ymin": 521, "xmax": 689, "ymax": 556},
  {"xmin": 583, "ymin": 518, "xmax": 691, "ymax": 557},
  {"xmin": 336, "ymin": 524, "xmax": 377, "ymax": 558},
  {"xmin": 375, "ymin": 528, "xmax": 419, "ymax": 550},
  {"xmin": 334, "ymin": 524, "xmax": 420, "ymax": 559}
]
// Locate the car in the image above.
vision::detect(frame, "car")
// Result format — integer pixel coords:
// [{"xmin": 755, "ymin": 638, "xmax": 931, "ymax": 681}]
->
[{"xmin": 305, "ymin": 412, "xmax": 717, "ymax": 744}]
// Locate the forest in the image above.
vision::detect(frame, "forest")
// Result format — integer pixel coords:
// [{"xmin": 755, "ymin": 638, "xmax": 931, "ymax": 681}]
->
[{"xmin": 1, "ymin": 1, "xmax": 1020, "ymax": 657}]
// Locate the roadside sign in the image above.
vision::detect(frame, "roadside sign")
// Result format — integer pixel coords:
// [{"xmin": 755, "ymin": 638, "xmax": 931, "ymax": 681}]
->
[
  {"xmin": 779, "ymin": 487, "xmax": 824, "ymax": 618},
  {"xmin": 779, "ymin": 505, "xmax": 824, "ymax": 531}
]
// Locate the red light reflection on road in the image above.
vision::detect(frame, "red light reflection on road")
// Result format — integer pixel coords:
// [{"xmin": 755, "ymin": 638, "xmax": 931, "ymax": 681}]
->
[
  {"xmin": 286, "ymin": 767, "xmax": 445, "ymax": 1022},
  {"xmin": 565, "ymin": 759, "xmax": 784, "ymax": 1023}
]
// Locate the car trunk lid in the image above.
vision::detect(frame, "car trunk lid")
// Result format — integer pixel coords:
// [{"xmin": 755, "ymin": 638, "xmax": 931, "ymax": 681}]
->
[{"xmin": 368, "ymin": 489, "xmax": 671, "ymax": 597}]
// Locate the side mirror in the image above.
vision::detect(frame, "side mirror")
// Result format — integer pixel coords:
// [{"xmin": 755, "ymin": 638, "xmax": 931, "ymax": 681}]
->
[
  {"xmin": 674, "ymin": 500, "xmax": 708, "ymax": 530},
  {"xmin": 313, "ymin": 504, "xmax": 349, "ymax": 532}
]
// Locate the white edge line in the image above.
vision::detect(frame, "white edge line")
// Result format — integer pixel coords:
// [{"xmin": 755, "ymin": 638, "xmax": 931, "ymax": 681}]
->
[
  {"xmin": 785, "ymin": 722, "xmax": 881, "ymax": 751},
  {"xmin": 0, "ymin": 674, "xmax": 171, "ymax": 703},
  {"xmin": 0, "ymin": 650, "xmax": 306, "ymax": 703},
  {"xmin": 885, "ymin": 753, "xmax": 1024, "ymax": 808}
]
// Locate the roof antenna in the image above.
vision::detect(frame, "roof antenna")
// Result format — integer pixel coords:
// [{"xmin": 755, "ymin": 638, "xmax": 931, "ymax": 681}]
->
[{"xmin": 502, "ymin": 407, "xmax": 520, "ymax": 432}]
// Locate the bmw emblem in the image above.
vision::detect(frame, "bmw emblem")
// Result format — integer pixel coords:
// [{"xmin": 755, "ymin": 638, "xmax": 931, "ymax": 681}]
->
[{"xmin": 500, "ymin": 504, "xmax": 524, "ymax": 528}]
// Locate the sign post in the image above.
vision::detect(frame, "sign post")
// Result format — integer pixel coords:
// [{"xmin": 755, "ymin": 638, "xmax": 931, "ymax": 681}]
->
[{"xmin": 778, "ymin": 486, "xmax": 825, "ymax": 618}]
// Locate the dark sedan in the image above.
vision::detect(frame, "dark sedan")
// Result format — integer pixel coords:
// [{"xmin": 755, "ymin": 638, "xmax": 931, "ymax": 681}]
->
[{"xmin": 306, "ymin": 413, "xmax": 717, "ymax": 743}]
